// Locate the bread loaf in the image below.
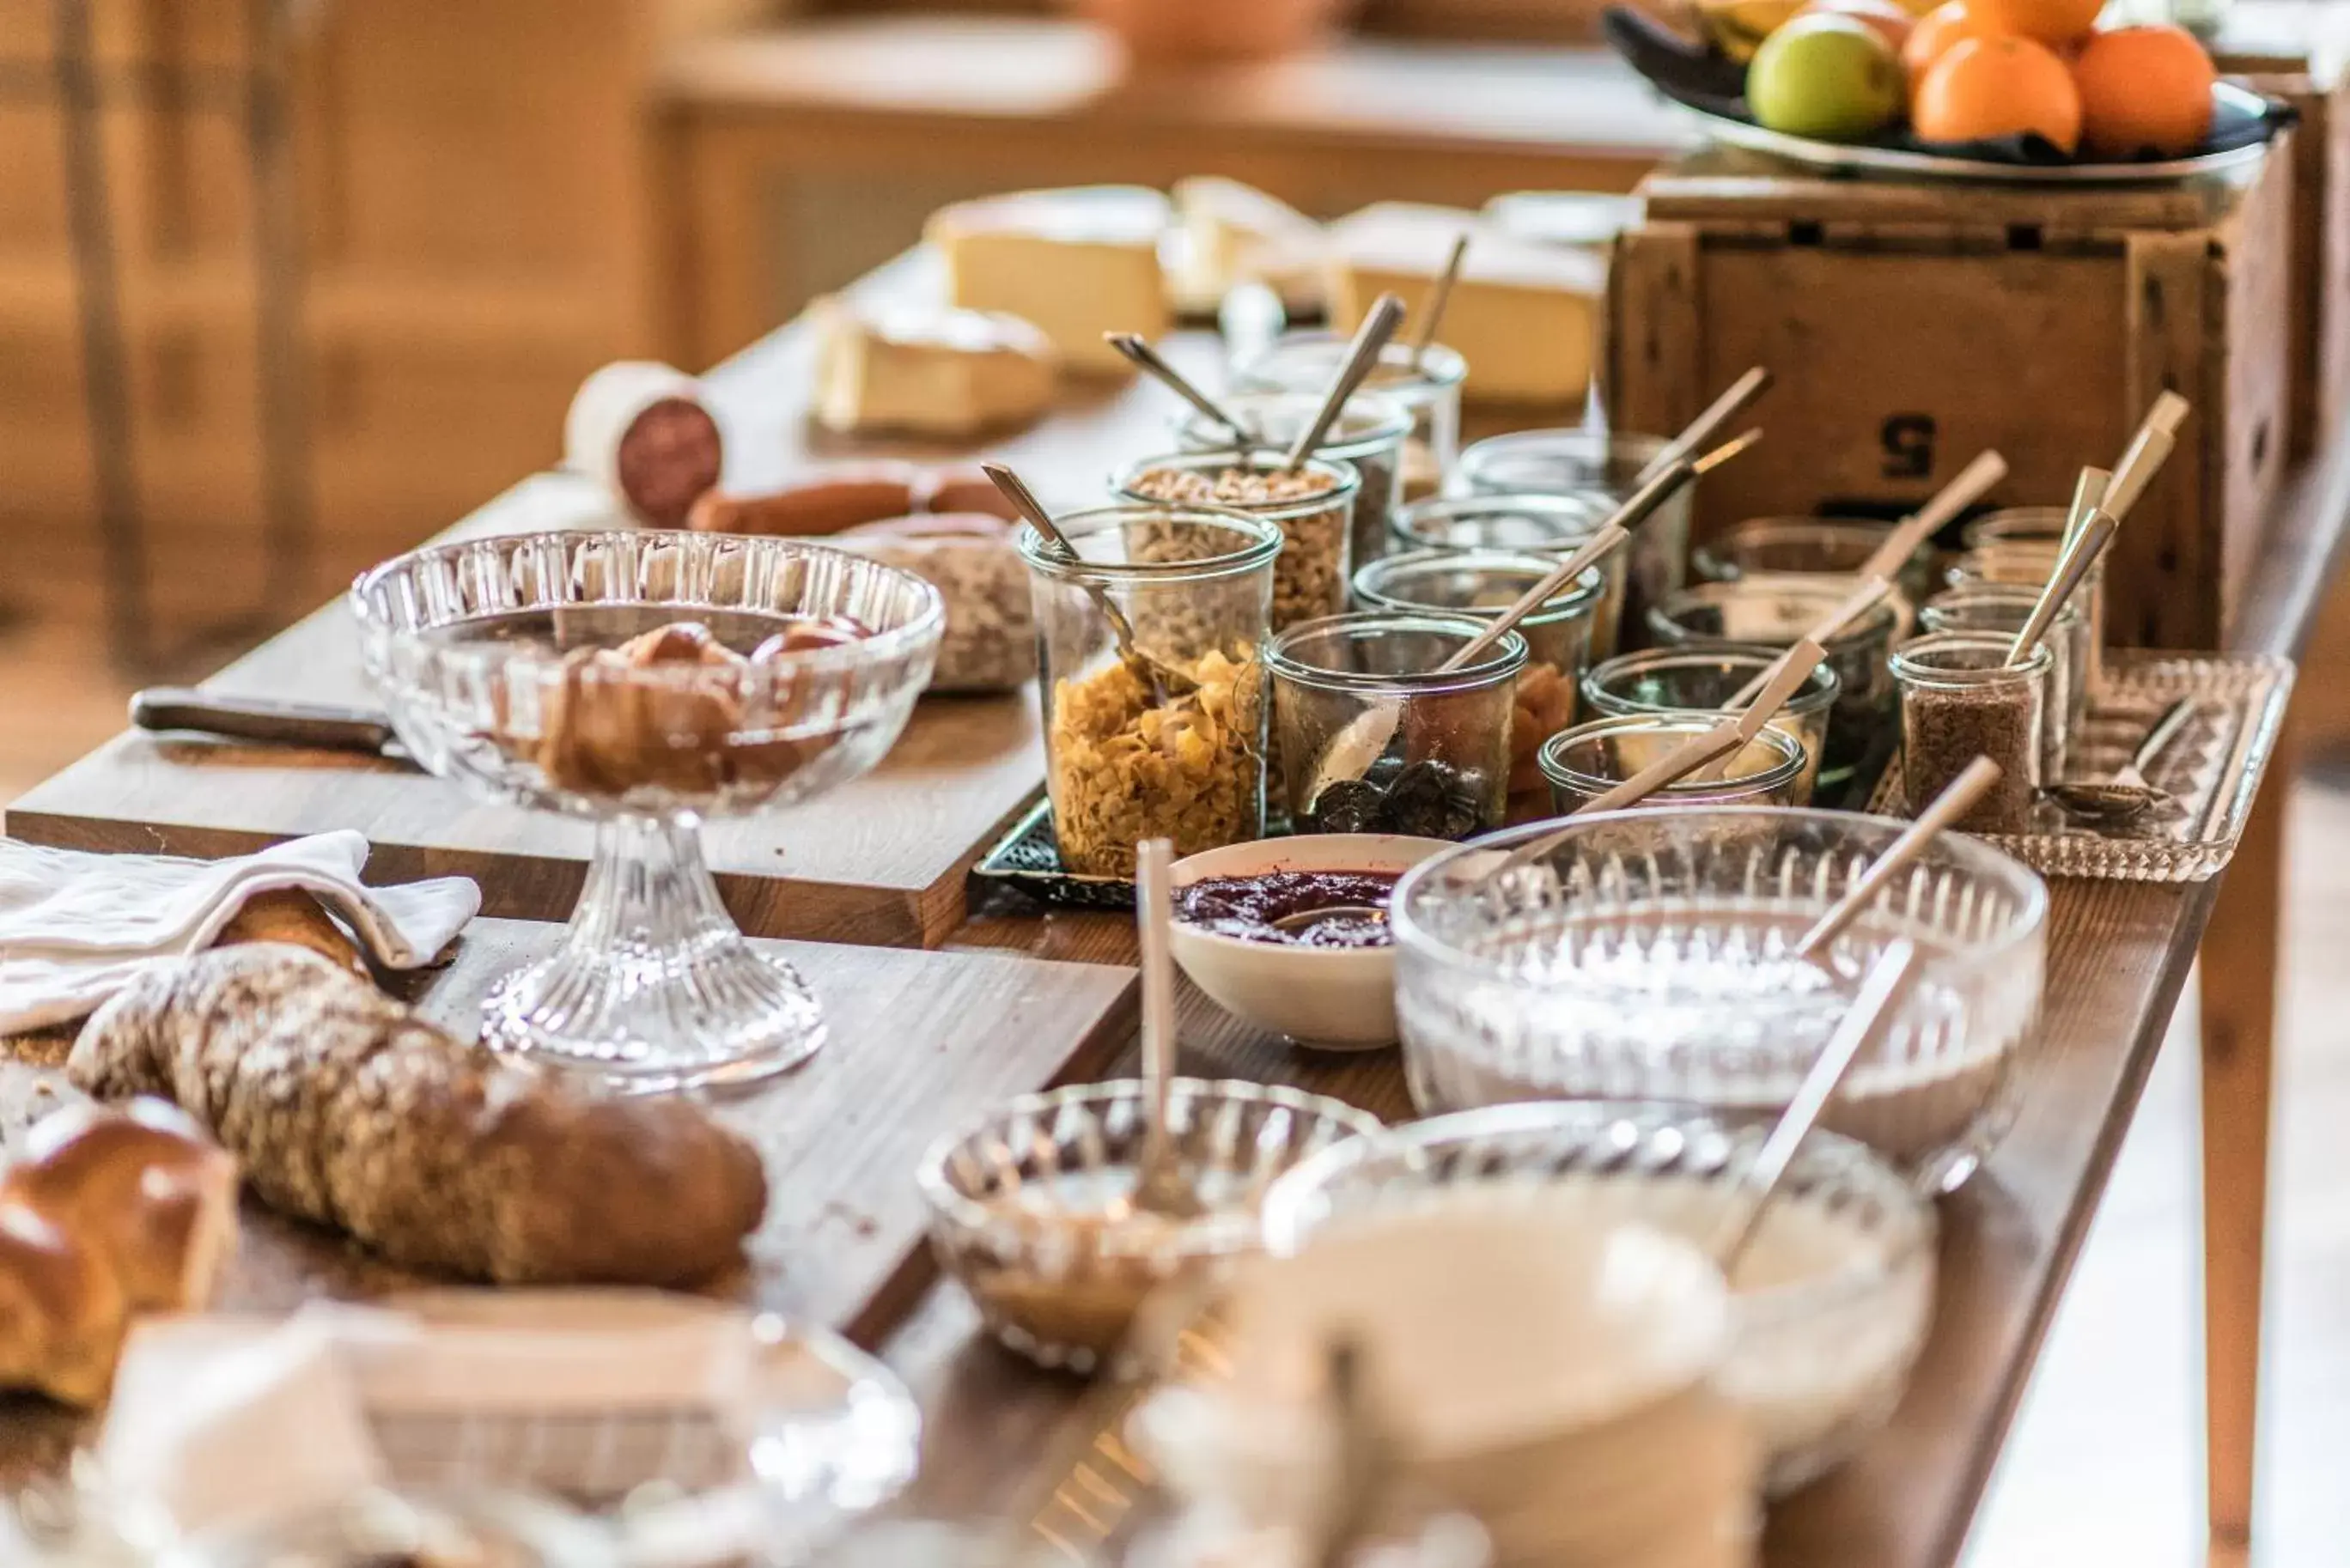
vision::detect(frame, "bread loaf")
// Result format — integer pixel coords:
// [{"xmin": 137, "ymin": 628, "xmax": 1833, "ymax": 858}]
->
[
  {"xmin": 69, "ymin": 945, "xmax": 768, "ymax": 1288},
  {"xmin": 5, "ymin": 1099, "xmax": 240, "ymax": 1313},
  {"xmin": 0, "ymin": 1203, "xmax": 128, "ymax": 1407}
]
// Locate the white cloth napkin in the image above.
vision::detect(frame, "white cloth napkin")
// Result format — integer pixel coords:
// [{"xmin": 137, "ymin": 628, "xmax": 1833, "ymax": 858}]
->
[{"xmin": 0, "ymin": 830, "xmax": 478, "ymax": 1034}]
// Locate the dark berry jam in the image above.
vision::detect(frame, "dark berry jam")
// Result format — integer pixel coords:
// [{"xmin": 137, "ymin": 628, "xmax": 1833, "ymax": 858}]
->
[{"xmin": 1174, "ymin": 870, "xmax": 1403, "ymax": 949}]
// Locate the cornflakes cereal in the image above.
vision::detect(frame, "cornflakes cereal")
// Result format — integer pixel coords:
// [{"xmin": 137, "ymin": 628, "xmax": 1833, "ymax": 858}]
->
[{"xmin": 1049, "ymin": 647, "xmax": 1264, "ymax": 877}]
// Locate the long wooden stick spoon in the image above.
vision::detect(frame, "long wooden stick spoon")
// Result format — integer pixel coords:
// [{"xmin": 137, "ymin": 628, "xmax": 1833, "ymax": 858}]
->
[
  {"xmin": 1409, "ymin": 234, "xmax": 1470, "ymax": 371},
  {"xmin": 1639, "ymin": 366, "xmax": 1774, "ymax": 482},
  {"xmin": 1284, "ymin": 293, "xmax": 1407, "ymax": 472},
  {"xmin": 985, "ymin": 462, "xmax": 1199, "ymax": 699},
  {"xmin": 2099, "ymin": 390, "xmax": 2192, "ymax": 525},
  {"xmin": 1106, "ymin": 332, "xmax": 1253, "ymax": 448},
  {"xmin": 1860, "ymin": 449, "xmax": 2009, "ymax": 580},
  {"xmin": 1720, "ymin": 574, "xmax": 1895, "ymax": 709},
  {"xmin": 1132, "ymin": 838, "xmax": 1203, "ymax": 1219},
  {"xmin": 1793, "ymin": 757, "xmax": 2002, "ymax": 963},
  {"xmin": 1710, "ymin": 938, "xmax": 1927, "ymax": 1269}
]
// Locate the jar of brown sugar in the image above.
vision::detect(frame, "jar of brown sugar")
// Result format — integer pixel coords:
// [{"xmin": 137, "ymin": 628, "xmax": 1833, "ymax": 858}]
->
[{"xmin": 1890, "ymin": 631, "xmax": 2050, "ymax": 835}]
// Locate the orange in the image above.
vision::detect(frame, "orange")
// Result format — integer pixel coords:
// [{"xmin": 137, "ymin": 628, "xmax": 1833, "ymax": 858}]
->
[
  {"xmin": 1967, "ymin": 0, "xmax": 2103, "ymax": 44},
  {"xmin": 1795, "ymin": 0, "xmax": 1915, "ymax": 53},
  {"xmin": 1901, "ymin": 2, "xmax": 2008, "ymax": 76},
  {"xmin": 2073, "ymin": 24, "xmax": 2216, "ymax": 157},
  {"xmin": 1913, "ymin": 35, "xmax": 2083, "ymax": 153}
]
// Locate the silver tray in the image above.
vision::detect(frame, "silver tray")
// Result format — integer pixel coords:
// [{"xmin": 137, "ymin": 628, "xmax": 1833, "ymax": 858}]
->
[
  {"xmin": 1683, "ymin": 84, "xmax": 2277, "ymax": 185},
  {"xmin": 1871, "ymin": 651, "xmax": 2293, "ymax": 881}
]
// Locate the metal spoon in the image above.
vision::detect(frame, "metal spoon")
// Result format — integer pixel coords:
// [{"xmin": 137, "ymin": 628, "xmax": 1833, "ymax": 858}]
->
[
  {"xmin": 1710, "ymin": 938, "xmax": 1926, "ymax": 1269},
  {"xmin": 1283, "ymin": 293, "xmax": 1408, "ymax": 472},
  {"xmin": 2049, "ymin": 698, "xmax": 2196, "ymax": 826},
  {"xmin": 1133, "ymin": 839, "xmax": 1205, "ymax": 1219},
  {"xmin": 1270, "ymin": 904, "xmax": 1388, "ymax": 940},
  {"xmin": 1106, "ymin": 332, "xmax": 1254, "ymax": 451},
  {"xmin": 1409, "ymin": 233, "xmax": 1470, "ymax": 371},
  {"xmin": 983, "ymin": 462, "xmax": 1199, "ymax": 701}
]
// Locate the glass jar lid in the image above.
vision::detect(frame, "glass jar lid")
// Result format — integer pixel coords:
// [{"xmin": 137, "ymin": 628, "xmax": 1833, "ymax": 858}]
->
[
  {"xmin": 1352, "ymin": 548, "xmax": 1604, "ymax": 629},
  {"xmin": 1173, "ymin": 389, "xmax": 1413, "ymax": 462},
  {"xmin": 1269, "ymin": 610, "xmax": 1527, "ymax": 697},
  {"xmin": 1015, "ymin": 503, "xmax": 1284, "ymax": 585},
  {"xmin": 1582, "ymin": 643, "xmax": 1839, "ymax": 720},
  {"xmin": 1392, "ymin": 493, "xmax": 1614, "ymax": 554},
  {"xmin": 1116, "ymin": 450, "xmax": 1364, "ymax": 523},
  {"xmin": 1889, "ymin": 630, "xmax": 2052, "ymax": 690},
  {"xmin": 1233, "ymin": 334, "xmax": 1469, "ymax": 404},
  {"xmin": 1537, "ymin": 714, "xmax": 1808, "ymax": 802}
]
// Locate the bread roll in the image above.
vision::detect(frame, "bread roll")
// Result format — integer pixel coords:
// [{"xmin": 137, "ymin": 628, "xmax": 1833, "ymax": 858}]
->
[
  {"xmin": 4, "ymin": 1098, "xmax": 240, "ymax": 1313},
  {"xmin": 69, "ymin": 945, "xmax": 768, "ymax": 1288},
  {"xmin": 0, "ymin": 1203, "xmax": 129, "ymax": 1407}
]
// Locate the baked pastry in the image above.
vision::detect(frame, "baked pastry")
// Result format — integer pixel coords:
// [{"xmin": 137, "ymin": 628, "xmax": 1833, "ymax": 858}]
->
[
  {"xmin": 69, "ymin": 945, "xmax": 769, "ymax": 1288},
  {"xmin": 0, "ymin": 1202, "xmax": 129, "ymax": 1407},
  {"xmin": 4, "ymin": 1098, "xmax": 240, "ymax": 1314}
]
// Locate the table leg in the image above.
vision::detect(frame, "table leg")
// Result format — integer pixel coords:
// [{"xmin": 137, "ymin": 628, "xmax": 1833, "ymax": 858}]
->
[{"xmin": 2197, "ymin": 707, "xmax": 2296, "ymax": 1559}]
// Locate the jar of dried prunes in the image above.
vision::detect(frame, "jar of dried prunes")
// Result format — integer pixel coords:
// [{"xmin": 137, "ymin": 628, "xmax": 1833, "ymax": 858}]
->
[{"xmin": 1268, "ymin": 611, "xmax": 1525, "ymax": 841}]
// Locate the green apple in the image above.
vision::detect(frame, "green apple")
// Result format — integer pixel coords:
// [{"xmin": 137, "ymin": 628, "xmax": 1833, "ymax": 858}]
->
[{"xmin": 1747, "ymin": 15, "xmax": 1906, "ymax": 142}]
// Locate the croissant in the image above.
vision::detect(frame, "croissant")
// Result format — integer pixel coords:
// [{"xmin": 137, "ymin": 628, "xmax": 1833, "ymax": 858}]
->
[{"xmin": 70, "ymin": 945, "xmax": 768, "ymax": 1288}]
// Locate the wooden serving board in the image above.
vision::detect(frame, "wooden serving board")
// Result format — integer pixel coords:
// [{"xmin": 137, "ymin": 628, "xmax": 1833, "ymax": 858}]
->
[
  {"xmin": 0, "ymin": 917, "xmax": 1135, "ymax": 1480},
  {"xmin": 3, "ymin": 254, "xmax": 1239, "ymax": 948}
]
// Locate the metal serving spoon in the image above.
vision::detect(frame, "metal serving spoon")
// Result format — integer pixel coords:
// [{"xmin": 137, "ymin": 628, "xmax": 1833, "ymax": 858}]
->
[
  {"xmin": 2048, "ymin": 698, "xmax": 2196, "ymax": 826},
  {"xmin": 1133, "ymin": 838, "xmax": 1206, "ymax": 1220},
  {"xmin": 1270, "ymin": 904, "xmax": 1389, "ymax": 940}
]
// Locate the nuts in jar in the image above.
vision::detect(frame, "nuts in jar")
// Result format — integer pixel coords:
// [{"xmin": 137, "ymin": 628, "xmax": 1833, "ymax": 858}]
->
[{"xmin": 1118, "ymin": 453, "xmax": 1360, "ymax": 633}]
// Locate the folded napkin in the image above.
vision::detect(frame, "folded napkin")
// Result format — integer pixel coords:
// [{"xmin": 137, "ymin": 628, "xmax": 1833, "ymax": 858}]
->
[{"xmin": 0, "ymin": 831, "xmax": 478, "ymax": 1034}]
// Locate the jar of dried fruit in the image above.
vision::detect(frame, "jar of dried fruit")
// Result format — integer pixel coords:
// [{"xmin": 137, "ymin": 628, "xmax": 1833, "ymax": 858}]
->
[{"xmin": 1018, "ymin": 504, "xmax": 1282, "ymax": 878}]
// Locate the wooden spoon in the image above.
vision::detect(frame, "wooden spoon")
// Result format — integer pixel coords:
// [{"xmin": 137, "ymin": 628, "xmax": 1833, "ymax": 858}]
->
[
  {"xmin": 1859, "ymin": 449, "xmax": 2009, "ymax": 580},
  {"xmin": 1132, "ymin": 838, "xmax": 1204, "ymax": 1220},
  {"xmin": 1793, "ymin": 757, "xmax": 2002, "ymax": 963},
  {"xmin": 1636, "ymin": 366, "xmax": 1774, "ymax": 482},
  {"xmin": 1719, "ymin": 574, "xmax": 1895, "ymax": 709},
  {"xmin": 1710, "ymin": 938, "xmax": 1926, "ymax": 1269},
  {"xmin": 985, "ymin": 462, "xmax": 1200, "ymax": 700},
  {"xmin": 2099, "ymin": 390, "xmax": 2192, "ymax": 525}
]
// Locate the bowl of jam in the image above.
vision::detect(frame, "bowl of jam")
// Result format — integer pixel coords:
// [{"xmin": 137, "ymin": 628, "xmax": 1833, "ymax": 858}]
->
[{"xmin": 1169, "ymin": 835, "xmax": 1452, "ymax": 1052}]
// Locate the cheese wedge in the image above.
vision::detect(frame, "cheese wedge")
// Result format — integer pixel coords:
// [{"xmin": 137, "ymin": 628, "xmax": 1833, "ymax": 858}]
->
[
  {"xmin": 927, "ymin": 186, "xmax": 1171, "ymax": 376},
  {"xmin": 1171, "ymin": 176, "xmax": 1326, "ymax": 316},
  {"xmin": 1325, "ymin": 203, "xmax": 1607, "ymax": 408},
  {"xmin": 1483, "ymin": 191, "xmax": 1646, "ymax": 254},
  {"xmin": 811, "ymin": 296, "xmax": 1055, "ymax": 440}
]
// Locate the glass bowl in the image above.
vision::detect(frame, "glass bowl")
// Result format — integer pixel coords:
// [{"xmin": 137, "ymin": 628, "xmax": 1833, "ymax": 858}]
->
[
  {"xmin": 1450, "ymin": 429, "xmax": 1694, "ymax": 643},
  {"xmin": 1537, "ymin": 714, "xmax": 1811, "ymax": 812},
  {"xmin": 1390, "ymin": 808, "xmax": 2049, "ymax": 1190},
  {"xmin": 350, "ymin": 530, "xmax": 942, "ymax": 1091},
  {"xmin": 1257, "ymin": 1101, "xmax": 1936, "ymax": 1495},
  {"xmin": 916, "ymin": 1079, "xmax": 1381, "ymax": 1374},
  {"xmin": 1580, "ymin": 644, "xmax": 1838, "ymax": 803},
  {"xmin": 1268, "ymin": 611, "xmax": 1525, "ymax": 840}
]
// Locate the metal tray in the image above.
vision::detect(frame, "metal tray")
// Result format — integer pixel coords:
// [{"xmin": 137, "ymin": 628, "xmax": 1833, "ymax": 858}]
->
[
  {"xmin": 1870, "ymin": 651, "xmax": 2293, "ymax": 881},
  {"xmin": 969, "ymin": 798, "xmax": 1139, "ymax": 911}
]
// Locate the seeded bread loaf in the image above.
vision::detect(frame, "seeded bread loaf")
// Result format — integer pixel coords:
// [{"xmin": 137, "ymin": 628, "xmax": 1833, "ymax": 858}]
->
[{"xmin": 68, "ymin": 945, "xmax": 767, "ymax": 1287}]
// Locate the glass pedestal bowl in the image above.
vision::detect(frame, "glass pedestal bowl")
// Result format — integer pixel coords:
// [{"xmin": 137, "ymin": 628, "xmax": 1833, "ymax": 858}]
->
[
  {"xmin": 351, "ymin": 530, "xmax": 943, "ymax": 1091},
  {"xmin": 1389, "ymin": 808, "xmax": 2049, "ymax": 1191}
]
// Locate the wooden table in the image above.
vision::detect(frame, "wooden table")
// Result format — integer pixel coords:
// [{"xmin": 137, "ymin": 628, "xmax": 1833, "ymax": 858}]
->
[
  {"xmin": 8, "ymin": 250, "xmax": 2345, "ymax": 1567},
  {"xmin": 650, "ymin": 15, "xmax": 1696, "ymax": 368}
]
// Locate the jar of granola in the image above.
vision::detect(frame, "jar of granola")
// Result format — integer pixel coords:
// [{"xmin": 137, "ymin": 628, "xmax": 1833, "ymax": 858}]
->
[
  {"xmin": 1172, "ymin": 389, "xmax": 1411, "ymax": 577},
  {"xmin": 1018, "ymin": 504, "xmax": 1282, "ymax": 878},
  {"xmin": 1351, "ymin": 549, "xmax": 1605, "ymax": 824},
  {"xmin": 1116, "ymin": 451, "xmax": 1361, "ymax": 632}
]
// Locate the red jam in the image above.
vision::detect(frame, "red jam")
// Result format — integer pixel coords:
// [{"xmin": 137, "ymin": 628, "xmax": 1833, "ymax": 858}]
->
[{"xmin": 1174, "ymin": 871, "xmax": 1403, "ymax": 950}]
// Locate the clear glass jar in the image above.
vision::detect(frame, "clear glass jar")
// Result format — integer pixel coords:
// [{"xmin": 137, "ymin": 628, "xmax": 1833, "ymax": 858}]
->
[
  {"xmin": 1019, "ymin": 505, "xmax": 1281, "ymax": 878},
  {"xmin": 1353, "ymin": 549, "xmax": 1608, "ymax": 824},
  {"xmin": 1956, "ymin": 506, "xmax": 2105, "ymax": 696},
  {"xmin": 1539, "ymin": 713, "xmax": 1811, "ymax": 812},
  {"xmin": 1647, "ymin": 577, "xmax": 1903, "ymax": 806},
  {"xmin": 1890, "ymin": 631, "xmax": 2051, "ymax": 836},
  {"xmin": 1581, "ymin": 643, "xmax": 1839, "ymax": 803},
  {"xmin": 1228, "ymin": 335, "xmax": 1468, "ymax": 503},
  {"xmin": 1920, "ymin": 585, "xmax": 2084, "ymax": 784},
  {"xmin": 1391, "ymin": 492, "xmax": 1627, "ymax": 659},
  {"xmin": 1173, "ymin": 389, "xmax": 1412, "ymax": 577},
  {"xmin": 1691, "ymin": 516, "xmax": 1938, "ymax": 610},
  {"xmin": 1116, "ymin": 449, "xmax": 1361, "ymax": 633},
  {"xmin": 1268, "ymin": 611, "xmax": 1525, "ymax": 840},
  {"xmin": 1452, "ymin": 428, "xmax": 1695, "ymax": 645}
]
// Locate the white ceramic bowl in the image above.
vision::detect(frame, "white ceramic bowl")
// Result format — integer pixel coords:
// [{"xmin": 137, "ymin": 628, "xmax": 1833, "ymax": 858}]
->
[{"xmin": 1169, "ymin": 835, "xmax": 1452, "ymax": 1051}]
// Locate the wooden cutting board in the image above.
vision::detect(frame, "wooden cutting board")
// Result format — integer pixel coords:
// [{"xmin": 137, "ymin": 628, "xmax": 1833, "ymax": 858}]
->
[{"xmin": 0, "ymin": 918, "xmax": 1135, "ymax": 1372}]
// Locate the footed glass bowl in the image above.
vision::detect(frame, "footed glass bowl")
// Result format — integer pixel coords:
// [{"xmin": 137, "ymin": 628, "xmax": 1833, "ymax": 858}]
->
[
  {"xmin": 351, "ymin": 530, "xmax": 942, "ymax": 1090},
  {"xmin": 1390, "ymin": 809, "xmax": 2048, "ymax": 1190}
]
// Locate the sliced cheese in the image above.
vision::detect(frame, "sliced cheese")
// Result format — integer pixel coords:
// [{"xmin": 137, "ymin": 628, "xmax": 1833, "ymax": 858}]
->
[
  {"xmin": 1325, "ymin": 202, "xmax": 1607, "ymax": 409},
  {"xmin": 1170, "ymin": 176, "xmax": 1326, "ymax": 317},
  {"xmin": 811, "ymin": 295, "xmax": 1055, "ymax": 440},
  {"xmin": 1482, "ymin": 191, "xmax": 1646, "ymax": 254},
  {"xmin": 926, "ymin": 185, "xmax": 1171, "ymax": 376}
]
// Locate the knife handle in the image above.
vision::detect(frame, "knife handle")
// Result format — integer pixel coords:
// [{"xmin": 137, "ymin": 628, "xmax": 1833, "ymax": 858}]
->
[{"xmin": 131, "ymin": 688, "xmax": 398, "ymax": 757}]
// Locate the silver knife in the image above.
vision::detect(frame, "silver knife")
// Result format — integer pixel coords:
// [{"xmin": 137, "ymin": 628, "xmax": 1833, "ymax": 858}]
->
[{"xmin": 130, "ymin": 688, "xmax": 410, "ymax": 762}]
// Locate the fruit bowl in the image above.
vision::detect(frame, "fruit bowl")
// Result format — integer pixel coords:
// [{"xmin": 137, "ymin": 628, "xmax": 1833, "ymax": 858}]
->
[
  {"xmin": 1604, "ymin": 4, "xmax": 2291, "ymax": 183},
  {"xmin": 352, "ymin": 529, "xmax": 942, "ymax": 1091}
]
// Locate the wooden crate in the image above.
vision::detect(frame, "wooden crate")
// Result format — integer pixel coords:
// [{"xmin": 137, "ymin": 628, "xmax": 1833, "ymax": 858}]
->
[{"xmin": 1606, "ymin": 143, "xmax": 2294, "ymax": 649}]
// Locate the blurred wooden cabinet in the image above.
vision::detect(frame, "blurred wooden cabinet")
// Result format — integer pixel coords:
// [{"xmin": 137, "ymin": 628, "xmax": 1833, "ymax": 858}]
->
[{"xmin": 0, "ymin": 0, "xmax": 747, "ymax": 587}]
